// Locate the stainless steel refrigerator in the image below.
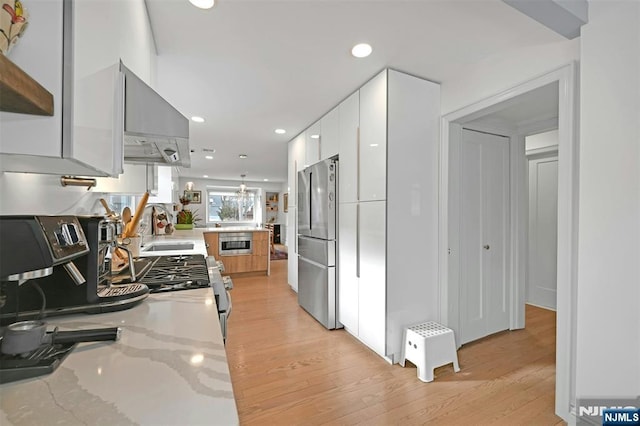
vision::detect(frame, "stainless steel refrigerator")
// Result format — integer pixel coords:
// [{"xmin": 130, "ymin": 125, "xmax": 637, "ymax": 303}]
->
[{"xmin": 297, "ymin": 158, "xmax": 340, "ymax": 329}]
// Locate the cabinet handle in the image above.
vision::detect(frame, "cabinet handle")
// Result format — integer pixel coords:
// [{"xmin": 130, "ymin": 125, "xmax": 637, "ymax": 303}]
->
[
  {"xmin": 356, "ymin": 204, "xmax": 360, "ymax": 278},
  {"xmin": 356, "ymin": 126, "xmax": 360, "ymax": 201}
]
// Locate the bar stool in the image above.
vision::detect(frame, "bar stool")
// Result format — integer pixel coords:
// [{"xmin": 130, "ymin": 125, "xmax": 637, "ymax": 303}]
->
[{"xmin": 400, "ymin": 321, "xmax": 460, "ymax": 382}]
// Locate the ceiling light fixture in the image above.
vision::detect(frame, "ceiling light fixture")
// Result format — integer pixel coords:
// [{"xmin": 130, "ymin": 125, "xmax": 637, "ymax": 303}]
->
[
  {"xmin": 275, "ymin": 129, "xmax": 286, "ymax": 134},
  {"xmin": 188, "ymin": 0, "xmax": 214, "ymax": 10},
  {"xmin": 203, "ymin": 175, "xmax": 208, "ymax": 178},
  {"xmin": 205, "ymin": 155, "xmax": 213, "ymax": 160},
  {"xmin": 239, "ymin": 174, "xmax": 247, "ymax": 193},
  {"xmin": 310, "ymin": 134, "xmax": 320, "ymax": 139},
  {"xmin": 239, "ymin": 154, "xmax": 248, "ymax": 159},
  {"xmin": 263, "ymin": 178, "xmax": 269, "ymax": 182},
  {"xmin": 191, "ymin": 116, "xmax": 205, "ymax": 123},
  {"xmin": 351, "ymin": 43, "xmax": 372, "ymax": 58}
]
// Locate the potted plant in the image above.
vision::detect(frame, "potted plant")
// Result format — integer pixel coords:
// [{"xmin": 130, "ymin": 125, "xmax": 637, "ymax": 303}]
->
[{"xmin": 176, "ymin": 196, "xmax": 199, "ymax": 229}]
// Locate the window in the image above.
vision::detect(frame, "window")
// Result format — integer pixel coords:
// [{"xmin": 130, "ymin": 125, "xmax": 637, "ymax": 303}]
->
[{"xmin": 207, "ymin": 190, "xmax": 256, "ymax": 223}]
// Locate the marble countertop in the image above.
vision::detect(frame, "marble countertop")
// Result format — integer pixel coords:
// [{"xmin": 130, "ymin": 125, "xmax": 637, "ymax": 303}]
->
[
  {"xmin": 0, "ymin": 288, "xmax": 238, "ymax": 425},
  {"xmin": 138, "ymin": 228, "xmax": 269, "ymax": 257}
]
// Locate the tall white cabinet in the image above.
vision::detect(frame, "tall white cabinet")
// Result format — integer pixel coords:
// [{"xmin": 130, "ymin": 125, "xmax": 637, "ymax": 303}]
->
[
  {"xmin": 338, "ymin": 69, "xmax": 441, "ymax": 362},
  {"xmin": 287, "ymin": 133, "xmax": 305, "ymax": 291},
  {"xmin": 287, "ymin": 69, "xmax": 440, "ymax": 363}
]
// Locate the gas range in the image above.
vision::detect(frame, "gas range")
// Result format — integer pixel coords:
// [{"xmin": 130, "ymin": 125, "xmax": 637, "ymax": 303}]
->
[{"xmin": 137, "ymin": 255, "xmax": 212, "ymax": 293}]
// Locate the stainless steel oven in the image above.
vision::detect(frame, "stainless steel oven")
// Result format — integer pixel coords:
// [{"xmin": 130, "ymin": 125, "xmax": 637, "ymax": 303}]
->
[{"xmin": 218, "ymin": 232, "xmax": 252, "ymax": 256}]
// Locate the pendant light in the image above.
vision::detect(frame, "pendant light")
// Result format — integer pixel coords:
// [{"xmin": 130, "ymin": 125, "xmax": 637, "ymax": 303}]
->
[{"xmin": 238, "ymin": 174, "xmax": 247, "ymax": 194}]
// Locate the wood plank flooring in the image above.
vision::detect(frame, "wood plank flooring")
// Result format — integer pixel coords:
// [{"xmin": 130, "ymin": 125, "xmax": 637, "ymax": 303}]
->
[{"xmin": 225, "ymin": 260, "xmax": 563, "ymax": 425}]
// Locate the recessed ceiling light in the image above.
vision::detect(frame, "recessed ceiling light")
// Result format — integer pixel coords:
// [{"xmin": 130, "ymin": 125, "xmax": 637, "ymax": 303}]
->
[
  {"xmin": 203, "ymin": 175, "xmax": 208, "ymax": 178},
  {"xmin": 189, "ymin": 0, "xmax": 214, "ymax": 9},
  {"xmin": 191, "ymin": 116, "xmax": 205, "ymax": 123},
  {"xmin": 351, "ymin": 43, "xmax": 372, "ymax": 58},
  {"xmin": 275, "ymin": 129, "xmax": 286, "ymax": 134},
  {"xmin": 239, "ymin": 154, "xmax": 248, "ymax": 159},
  {"xmin": 310, "ymin": 134, "xmax": 320, "ymax": 139},
  {"xmin": 263, "ymin": 178, "xmax": 269, "ymax": 182},
  {"xmin": 205, "ymin": 155, "xmax": 213, "ymax": 160},
  {"xmin": 370, "ymin": 143, "xmax": 379, "ymax": 147}
]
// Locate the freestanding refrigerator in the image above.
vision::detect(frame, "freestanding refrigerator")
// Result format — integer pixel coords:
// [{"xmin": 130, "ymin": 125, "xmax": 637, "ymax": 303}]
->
[{"xmin": 297, "ymin": 158, "xmax": 340, "ymax": 329}]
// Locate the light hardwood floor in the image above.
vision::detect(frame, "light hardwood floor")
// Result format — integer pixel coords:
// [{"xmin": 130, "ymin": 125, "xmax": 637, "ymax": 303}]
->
[{"xmin": 225, "ymin": 260, "xmax": 563, "ymax": 425}]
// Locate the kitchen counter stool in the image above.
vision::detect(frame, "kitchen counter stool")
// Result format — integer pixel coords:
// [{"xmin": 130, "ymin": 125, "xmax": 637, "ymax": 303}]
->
[{"xmin": 400, "ymin": 321, "xmax": 460, "ymax": 382}]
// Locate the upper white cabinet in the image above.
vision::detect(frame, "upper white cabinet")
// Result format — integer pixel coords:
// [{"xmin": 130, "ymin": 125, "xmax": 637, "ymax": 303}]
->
[
  {"xmin": 304, "ymin": 121, "xmax": 321, "ymax": 168},
  {"xmin": 0, "ymin": 0, "xmax": 155, "ymax": 177},
  {"xmin": 359, "ymin": 71, "xmax": 388, "ymax": 202},
  {"xmin": 320, "ymin": 105, "xmax": 339, "ymax": 160},
  {"xmin": 337, "ymin": 91, "xmax": 359, "ymax": 204},
  {"xmin": 288, "ymin": 133, "xmax": 305, "ymax": 208}
]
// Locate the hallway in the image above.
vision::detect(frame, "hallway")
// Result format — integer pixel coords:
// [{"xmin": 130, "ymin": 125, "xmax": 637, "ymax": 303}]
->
[{"xmin": 225, "ymin": 260, "xmax": 561, "ymax": 425}]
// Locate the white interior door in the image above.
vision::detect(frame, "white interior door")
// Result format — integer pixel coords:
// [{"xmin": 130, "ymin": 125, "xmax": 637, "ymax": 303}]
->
[
  {"xmin": 527, "ymin": 155, "xmax": 558, "ymax": 310},
  {"xmin": 460, "ymin": 129, "xmax": 510, "ymax": 344}
]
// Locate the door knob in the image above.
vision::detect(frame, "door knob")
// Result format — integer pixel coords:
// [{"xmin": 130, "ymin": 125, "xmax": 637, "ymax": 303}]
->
[{"xmin": 483, "ymin": 245, "xmax": 490, "ymax": 250}]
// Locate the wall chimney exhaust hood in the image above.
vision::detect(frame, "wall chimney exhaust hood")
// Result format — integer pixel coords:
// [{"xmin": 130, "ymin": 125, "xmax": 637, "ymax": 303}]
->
[{"xmin": 121, "ymin": 63, "xmax": 191, "ymax": 167}]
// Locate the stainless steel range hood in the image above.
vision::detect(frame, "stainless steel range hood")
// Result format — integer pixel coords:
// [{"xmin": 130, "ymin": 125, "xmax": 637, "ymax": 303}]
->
[{"xmin": 121, "ymin": 63, "xmax": 191, "ymax": 168}]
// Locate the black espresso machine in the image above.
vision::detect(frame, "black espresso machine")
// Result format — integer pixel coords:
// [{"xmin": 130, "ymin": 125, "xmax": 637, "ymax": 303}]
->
[
  {"xmin": 0, "ymin": 215, "xmax": 149, "ymax": 324},
  {"xmin": 0, "ymin": 216, "xmax": 131, "ymax": 383}
]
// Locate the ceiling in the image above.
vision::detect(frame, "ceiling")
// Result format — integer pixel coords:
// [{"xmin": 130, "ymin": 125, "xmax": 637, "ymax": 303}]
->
[{"xmin": 145, "ymin": 0, "xmax": 565, "ymax": 184}]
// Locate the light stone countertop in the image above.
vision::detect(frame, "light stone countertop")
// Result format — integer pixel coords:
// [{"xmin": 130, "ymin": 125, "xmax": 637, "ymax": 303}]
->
[
  {"xmin": 0, "ymin": 288, "xmax": 239, "ymax": 426},
  {"xmin": 139, "ymin": 228, "xmax": 269, "ymax": 257}
]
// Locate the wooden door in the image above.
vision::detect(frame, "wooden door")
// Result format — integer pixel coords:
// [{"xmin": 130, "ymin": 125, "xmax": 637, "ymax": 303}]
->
[
  {"xmin": 527, "ymin": 155, "xmax": 558, "ymax": 310},
  {"xmin": 460, "ymin": 129, "xmax": 510, "ymax": 344}
]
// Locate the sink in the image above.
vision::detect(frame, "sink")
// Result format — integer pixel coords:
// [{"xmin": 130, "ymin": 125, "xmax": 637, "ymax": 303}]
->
[{"xmin": 141, "ymin": 243, "xmax": 194, "ymax": 252}]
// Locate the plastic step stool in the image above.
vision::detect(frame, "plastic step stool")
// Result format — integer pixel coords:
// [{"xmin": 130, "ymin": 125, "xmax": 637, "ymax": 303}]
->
[{"xmin": 400, "ymin": 321, "xmax": 460, "ymax": 382}]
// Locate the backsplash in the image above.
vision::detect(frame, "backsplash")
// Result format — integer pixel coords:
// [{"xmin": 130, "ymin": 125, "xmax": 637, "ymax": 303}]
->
[{"xmin": 0, "ymin": 172, "xmax": 107, "ymax": 215}]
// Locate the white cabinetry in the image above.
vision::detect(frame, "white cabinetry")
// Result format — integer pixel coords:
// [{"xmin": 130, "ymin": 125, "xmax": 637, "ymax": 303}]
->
[
  {"xmin": 320, "ymin": 105, "xmax": 340, "ymax": 160},
  {"xmin": 338, "ymin": 69, "xmax": 441, "ymax": 362},
  {"xmin": 338, "ymin": 91, "xmax": 359, "ymax": 204},
  {"xmin": 0, "ymin": 0, "xmax": 155, "ymax": 177},
  {"xmin": 359, "ymin": 71, "xmax": 387, "ymax": 202},
  {"xmin": 94, "ymin": 164, "xmax": 158, "ymax": 195},
  {"xmin": 287, "ymin": 133, "xmax": 305, "ymax": 291},
  {"xmin": 304, "ymin": 121, "xmax": 321, "ymax": 168},
  {"xmin": 357, "ymin": 201, "xmax": 386, "ymax": 355}
]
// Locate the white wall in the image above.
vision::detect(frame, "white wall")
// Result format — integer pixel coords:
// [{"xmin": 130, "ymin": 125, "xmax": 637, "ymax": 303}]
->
[
  {"xmin": 440, "ymin": 39, "xmax": 579, "ymax": 115},
  {"xmin": 0, "ymin": 173, "xmax": 116, "ymax": 215},
  {"xmin": 575, "ymin": 0, "xmax": 640, "ymax": 399}
]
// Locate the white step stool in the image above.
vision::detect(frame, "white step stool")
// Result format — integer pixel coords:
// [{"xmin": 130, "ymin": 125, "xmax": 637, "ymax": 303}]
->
[{"xmin": 400, "ymin": 321, "xmax": 460, "ymax": 382}]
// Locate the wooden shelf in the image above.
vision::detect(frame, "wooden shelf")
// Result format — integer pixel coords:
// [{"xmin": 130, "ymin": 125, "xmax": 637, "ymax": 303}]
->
[{"xmin": 0, "ymin": 54, "xmax": 54, "ymax": 116}]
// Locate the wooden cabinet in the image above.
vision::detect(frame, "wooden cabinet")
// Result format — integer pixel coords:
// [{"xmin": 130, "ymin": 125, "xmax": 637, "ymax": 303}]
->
[
  {"xmin": 204, "ymin": 232, "xmax": 219, "ymax": 257},
  {"xmin": 0, "ymin": 0, "xmax": 155, "ymax": 177},
  {"xmin": 203, "ymin": 231, "xmax": 269, "ymax": 275}
]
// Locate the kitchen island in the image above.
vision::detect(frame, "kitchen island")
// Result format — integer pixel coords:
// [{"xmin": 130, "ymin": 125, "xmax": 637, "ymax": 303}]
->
[{"xmin": 0, "ymin": 262, "xmax": 238, "ymax": 425}]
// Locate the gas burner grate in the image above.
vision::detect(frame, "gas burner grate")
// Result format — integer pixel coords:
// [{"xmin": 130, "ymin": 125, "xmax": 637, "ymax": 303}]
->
[{"xmin": 136, "ymin": 254, "xmax": 212, "ymax": 292}]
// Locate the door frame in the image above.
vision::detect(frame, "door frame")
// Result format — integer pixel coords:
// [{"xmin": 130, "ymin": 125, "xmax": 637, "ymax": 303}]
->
[{"xmin": 439, "ymin": 63, "xmax": 579, "ymax": 422}]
